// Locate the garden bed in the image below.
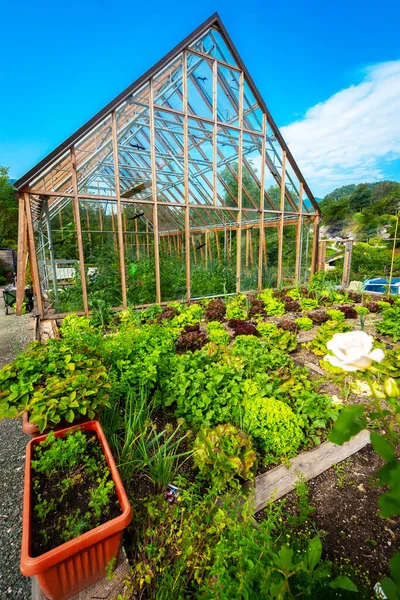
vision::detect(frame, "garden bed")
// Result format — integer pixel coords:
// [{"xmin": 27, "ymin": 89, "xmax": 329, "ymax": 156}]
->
[{"xmin": 1, "ymin": 278, "xmax": 400, "ymax": 598}]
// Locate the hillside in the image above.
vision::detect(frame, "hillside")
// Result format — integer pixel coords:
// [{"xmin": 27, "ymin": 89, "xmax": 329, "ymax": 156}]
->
[{"xmin": 319, "ymin": 180, "xmax": 400, "ymax": 240}]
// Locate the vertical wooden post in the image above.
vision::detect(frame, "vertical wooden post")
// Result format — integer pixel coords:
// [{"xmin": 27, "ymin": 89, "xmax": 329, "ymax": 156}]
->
[
  {"xmin": 295, "ymin": 183, "xmax": 303, "ymax": 285},
  {"xmin": 24, "ymin": 193, "xmax": 44, "ymax": 316},
  {"xmin": 277, "ymin": 151, "xmax": 286, "ymax": 287},
  {"xmin": 70, "ymin": 147, "xmax": 89, "ymax": 315},
  {"xmin": 16, "ymin": 194, "xmax": 27, "ymax": 316},
  {"xmin": 310, "ymin": 216, "xmax": 319, "ymax": 275},
  {"xmin": 342, "ymin": 240, "xmax": 353, "ymax": 288},
  {"xmin": 236, "ymin": 71, "xmax": 244, "ymax": 293},
  {"xmin": 215, "ymin": 230, "xmax": 221, "ymax": 262},
  {"xmin": 245, "ymin": 228, "xmax": 249, "ymax": 269},
  {"xmin": 183, "ymin": 52, "xmax": 191, "ymax": 302},
  {"xmin": 212, "ymin": 59, "xmax": 218, "ymax": 207},
  {"xmin": 205, "ymin": 232, "xmax": 208, "ymax": 268},
  {"xmin": 258, "ymin": 118, "xmax": 266, "ymax": 291},
  {"xmin": 112, "ymin": 106, "xmax": 129, "ymax": 277},
  {"xmin": 149, "ymin": 79, "xmax": 161, "ymax": 303},
  {"xmin": 318, "ymin": 240, "xmax": 327, "ymax": 272}
]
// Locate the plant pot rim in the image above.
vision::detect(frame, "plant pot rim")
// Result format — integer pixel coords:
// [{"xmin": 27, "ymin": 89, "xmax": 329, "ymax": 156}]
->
[{"xmin": 20, "ymin": 420, "xmax": 132, "ymax": 577}]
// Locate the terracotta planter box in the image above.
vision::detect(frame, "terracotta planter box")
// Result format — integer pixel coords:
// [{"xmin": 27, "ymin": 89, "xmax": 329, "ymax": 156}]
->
[
  {"xmin": 21, "ymin": 411, "xmax": 99, "ymax": 438},
  {"xmin": 20, "ymin": 420, "xmax": 132, "ymax": 600}
]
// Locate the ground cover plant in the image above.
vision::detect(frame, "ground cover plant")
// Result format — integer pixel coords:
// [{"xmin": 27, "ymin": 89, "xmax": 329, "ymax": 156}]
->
[{"xmin": 31, "ymin": 428, "xmax": 120, "ymax": 556}]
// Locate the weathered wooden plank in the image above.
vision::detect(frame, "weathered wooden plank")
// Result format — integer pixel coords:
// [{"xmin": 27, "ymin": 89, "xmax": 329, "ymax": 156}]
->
[{"xmin": 253, "ymin": 430, "xmax": 370, "ymax": 512}]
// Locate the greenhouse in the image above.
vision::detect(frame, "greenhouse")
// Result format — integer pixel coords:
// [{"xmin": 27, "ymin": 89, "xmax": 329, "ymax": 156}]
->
[{"xmin": 14, "ymin": 13, "xmax": 320, "ymax": 318}]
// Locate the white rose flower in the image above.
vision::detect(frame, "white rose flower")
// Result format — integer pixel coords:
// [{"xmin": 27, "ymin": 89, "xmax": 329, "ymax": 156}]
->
[{"xmin": 324, "ymin": 331, "xmax": 385, "ymax": 372}]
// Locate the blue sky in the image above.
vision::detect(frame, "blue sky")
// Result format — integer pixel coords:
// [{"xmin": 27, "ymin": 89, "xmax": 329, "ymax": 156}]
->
[{"xmin": 1, "ymin": 0, "xmax": 399, "ymax": 196}]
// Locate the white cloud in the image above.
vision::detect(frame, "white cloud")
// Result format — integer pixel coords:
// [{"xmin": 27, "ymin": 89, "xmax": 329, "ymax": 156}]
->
[{"xmin": 281, "ymin": 60, "xmax": 400, "ymax": 196}]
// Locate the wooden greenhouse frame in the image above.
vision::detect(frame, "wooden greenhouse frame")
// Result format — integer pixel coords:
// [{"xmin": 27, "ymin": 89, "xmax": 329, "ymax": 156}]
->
[{"xmin": 14, "ymin": 13, "xmax": 321, "ymax": 318}]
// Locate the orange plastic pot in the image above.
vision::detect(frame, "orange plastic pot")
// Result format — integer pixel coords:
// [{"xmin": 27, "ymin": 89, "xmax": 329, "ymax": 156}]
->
[
  {"xmin": 21, "ymin": 410, "xmax": 100, "ymax": 438},
  {"xmin": 20, "ymin": 420, "xmax": 132, "ymax": 600}
]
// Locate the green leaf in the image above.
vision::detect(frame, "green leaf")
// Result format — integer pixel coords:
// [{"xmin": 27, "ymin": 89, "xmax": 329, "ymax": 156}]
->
[
  {"xmin": 370, "ymin": 432, "xmax": 397, "ymax": 462},
  {"xmin": 328, "ymin": 405, "xmax": 365, "ymax": 446},
  {"xmin": 307, "ymin": 536, "xmax": 322, "ymax": 570},
  {"xmin": 69, "ymin": 390, "xmax": 77, "ymax": 402},
  {"xmin": 65, "ymin": 409, "xmax": 75, "ymax": 423},
  {"xmin": 381, "ymin": 577, "xmax": 400, "ymax": 600},
  {"xmin": 389, "ymin": 553, "xmax": 400, "ymax": 587},
  {"xmin": 329, "ymin": 575, "xmax": 358, "ymax": 592},
  {"xmin": 274, "ymin": 545, "xmax": 293, "ymax": 572}
]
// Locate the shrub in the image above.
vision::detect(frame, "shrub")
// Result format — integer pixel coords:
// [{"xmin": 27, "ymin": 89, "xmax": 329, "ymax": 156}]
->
[
  {"xmin": 286, "ymin": 288, "xmax": 302, "ymax": 300},
  {"xmin": 204, "ymin": 298, "xmax": 226, "ymax": 322},
  {"xmin": 326, "ymin": 309, "xmax": 345, "ymax": 322},
  {"xmin": 307, "ymin": 310, "xmax": 329, "ymax": 325},
  {"xmin": 242, "ymin": 395, "xmax": 303, "ymax": 463},
  {"xmin": 193, "ymin": 424, "xmax": 257, "ymax": 491},
  {"xmin": 206, "ymin": 322, "xmax": 230, "ymax": 346},
  {"xmin": 258, "ymin": 289, "xmax": 285, "ymax": 316},
  {"xmin": 295, "ymin": 317, "xmax": 314, "ymax": 331},
  {"xmin": 226, "ymin": 294, "xmax": 248, "ymax": 320},
  {"xmin": 355, "ymin": 306, "xmax": 369, "ymax": 316},
  {"xmin": 377, "ymin": 301, "xmax": 392, "ymax": 312},
  {"xmin": 278, "ymin": 318, "xmax": 299, "ymax": 333},
  {"xmin": 338, "ymin": 305, "xmax": 358, "ymax": 319},
  {"xmin": 382, "ymin": 296, "xmax": 395, "ymax": 305}
]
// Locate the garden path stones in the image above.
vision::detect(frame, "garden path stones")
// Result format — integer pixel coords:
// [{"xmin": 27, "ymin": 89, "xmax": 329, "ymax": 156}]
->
[{"xmin": 0, "ymin": 290, "xmax": 34, "ymax": 599}]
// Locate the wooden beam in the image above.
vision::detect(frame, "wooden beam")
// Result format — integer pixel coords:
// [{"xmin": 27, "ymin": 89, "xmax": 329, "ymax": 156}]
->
[
  {"xmin": 258, "ymin": 113, "xmax": 267, "ymax": 292},
  {"xmin": 24, "ymin": 193, "xmax": 44, "ymax": 316},
  {"xmin": 318, "ymin": 240, "xmax": 327, "ymax": 272},
  {"xmin": 236, "ymin": 71, "xmax": 244, "ymax": 293},
  {"xmin": 16, "ymin": 194, "xmax": 28, "ymax": 316},
  {"xmin": 212, "ymin": 59, "xmax": 218, "ymax": 207},
  {"xmin": 277, "ymin": 151, "xmax": 286, "ymax": 286},
  {"xmin": 149, "ymin": 79, "xmax": 161, "ymax": 303},
  {"xmin": 294, "ymin": 182, "xmax": 303, "ymax": 285},
  {"xmin": 183, "ymin": 51, "xmax": 191, "ymax": 302},
  {"xmin": 70, "ymin": 147, "xmax": 89, "ymax": 315}
]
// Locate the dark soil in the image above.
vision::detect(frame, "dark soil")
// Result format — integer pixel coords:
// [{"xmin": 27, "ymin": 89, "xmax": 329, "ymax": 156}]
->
[
  {"xmin": 31, "ymin": 430, "xmax": 121, "ymax": 557},
  {"xmin": 260, "ymin": 445, "xmax": 400, "ymax": 587}
]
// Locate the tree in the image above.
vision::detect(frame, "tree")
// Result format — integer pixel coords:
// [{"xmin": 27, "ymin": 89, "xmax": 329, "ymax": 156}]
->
[
  {"xmin": 348, "ymin": 184, "xmax": 371, "ymax": 213},
  {"xmin": 0, "ymin": 167, "xmax": 18, "ymax": 248}
]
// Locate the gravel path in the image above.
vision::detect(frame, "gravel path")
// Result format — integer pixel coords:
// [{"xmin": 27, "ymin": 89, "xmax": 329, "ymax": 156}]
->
[{"xmin": 0, "ymin": 289, "xmax": 34, "ymax": 599}]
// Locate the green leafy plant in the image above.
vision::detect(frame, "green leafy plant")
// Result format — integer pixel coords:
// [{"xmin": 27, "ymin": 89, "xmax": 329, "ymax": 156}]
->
[
  {"xmin": 376, "ymin": 306, "xmax": 400, "ymax": 341},
  {"xmin": 295, "ymin": 317, "xmax": 314, "ymax": 331},
  {"xmin": 258, "ymin": 322, "xmax": 297, "ymax": 353},
  {"xmin": 326, "ymin": 309, "xmax": 345, "ymax": 322},
  {"xmin": 226, "ymin": 294, "xmax": 248, "ymax": 320},
  {"xmin": 258, "ymin": 289, "xmax": 285, "ymax": 316},
  {"xmin": 307, "ymin": 320, "xmax": 352, "ymax": 356},
  {"xmin": 242, "ymin": 395, "xmax": 304, "ymax": 464},
  {"xmin": 205, "ymin": 321, "xmax": 230, "ymax": 346},
  {"xmin": 300, "ymin": 297, "xmax": 319, "ymax": 311},
  {"xmin": 193, "ymin": 423, "xmax": 256, "ymax": 491}
]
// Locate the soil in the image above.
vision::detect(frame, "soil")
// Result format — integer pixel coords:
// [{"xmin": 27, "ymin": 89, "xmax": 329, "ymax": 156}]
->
[
  {"xmin": 256, "ymin": 444, "xmax": 400, "ymax": 588},
  {"xmin": 31, "ymin": 430, "xmax": 121, "ymax": 557}
]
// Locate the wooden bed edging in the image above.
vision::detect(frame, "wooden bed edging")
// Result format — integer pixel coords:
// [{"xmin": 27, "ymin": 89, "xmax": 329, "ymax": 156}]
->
[{"xmin": 247, "ymin": 430, "xmax": 371, "ymax": 513}]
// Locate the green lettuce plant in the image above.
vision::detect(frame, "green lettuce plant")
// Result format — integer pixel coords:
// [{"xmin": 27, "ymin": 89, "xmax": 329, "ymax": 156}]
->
[
  {"xmin": 295, "ymin": 317, "xmax": 314, "ymax": 331},
  {"xmin": 206, "ymin": 321, "xmax": 230, "ymax": 346},
  {"xmin": 226, "ymin": 294, "xmax": 248, "ymax": 320},
  {"xmin": 326, "ymin": 309, "xmax": 345, "ymax": 322},
  {"xmin": 258, "ymin": 289, "xmax": 285, "ymax": 316},
  {"xmin": 193, "ymin": 423, "xmax": 257, "ymax": 491}
]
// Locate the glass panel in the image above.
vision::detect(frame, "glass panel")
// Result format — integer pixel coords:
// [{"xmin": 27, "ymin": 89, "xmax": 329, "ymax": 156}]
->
[
  {"xmin": 159, "ymin": 206, "xmax": 186, "ymax": 302},
  {"xmin": 242, "ymin": 81, "xmax": 263, "ymax": 132},
  {"xmin": 300, "ymin": 217, "xmax": 313, "ymax": 284},
  {"xmin": 282, "ymin": 223, "xmax": 297, "ymax": 284},
  {"xmin": 154, "ymin": 109, "xmax": 185, "ymax": 204},
  {"xmin": 190, "ymin": 207, "xmax": 236, "ymax": 297},
  {"xmin": 217, "ymin": 64, "xmax": 240, "ymax": 127},
  {"xmin": 30, "ymin": 151, "xmax": 72, "ymax": 194},
  {"xmin": 241, "ymin": 224, "xmax": 259, "ymax": 292},
  {"xmin": 122, "ymin": 202, "xmax": 156, "ymax": 305},
  {"xmin": 216, "ymin": 126, "xmax": 239, "ymax": 207},
  {"xmin": 188, "ymin": 119, "xmax": 213, "ymax": 205},
  {"xmin": 261, "ymin": 219, "xmax": 279, "ymax": 288},
  {"xmin": 79, "ymin": 199, "xmax": 122, "ymax": 308},
  {"xmin": 189, "ymin": 27, "xmax": 236, "ymax": 66},
  {"xmin": 153, "ymin": 56, "xmax": 183, "ymax": 112},
  {"xmin": 75, "ymin": 116, "xmax": 115, "ymax": 197},
  {"xmin": 187, "ymin": 53, "xmax": 213, "ymax": 120},
  {"xmin": 242, "ymin": 132, "xmax": 262, "ymax": 209},
  {"xmin": 33, "ymin": 196, "xmax": 84, "ymax": 313}
]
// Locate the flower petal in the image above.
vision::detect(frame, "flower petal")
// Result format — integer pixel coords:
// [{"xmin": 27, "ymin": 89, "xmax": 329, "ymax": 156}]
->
[
  {"xmin": 369, "ymin": 348, "xmax": 385, "ymax": 363},
  {"xmin": 348, "ymin": 355, "xmax": 372, "ymax": 369}
]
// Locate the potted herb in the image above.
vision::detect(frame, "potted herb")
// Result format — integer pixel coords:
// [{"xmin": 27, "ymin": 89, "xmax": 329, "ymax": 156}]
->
[{"xmin": 20, "ymin": 420, "xmax": 132, "ymax": 600}]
